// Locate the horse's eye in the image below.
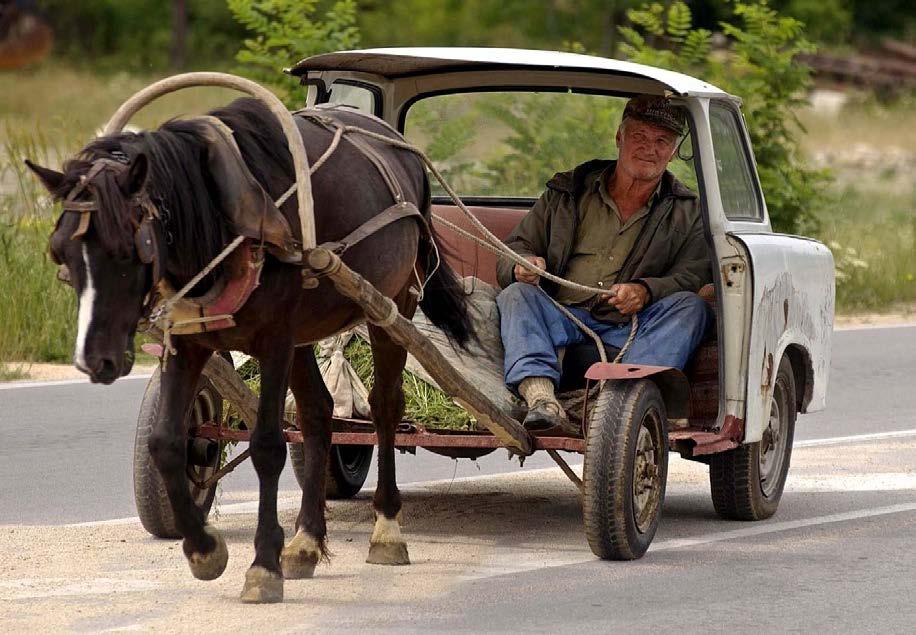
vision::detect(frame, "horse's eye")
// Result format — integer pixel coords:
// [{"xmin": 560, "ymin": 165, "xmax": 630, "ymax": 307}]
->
[{"xmin": 57, "ymin": 264, "xmax": 72, "ymax": 287}]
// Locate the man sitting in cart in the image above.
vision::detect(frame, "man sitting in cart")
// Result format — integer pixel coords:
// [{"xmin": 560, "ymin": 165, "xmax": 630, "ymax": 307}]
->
[{"xmin": 496, "ymin": 94, "xmax": 712, "ymax": 433}]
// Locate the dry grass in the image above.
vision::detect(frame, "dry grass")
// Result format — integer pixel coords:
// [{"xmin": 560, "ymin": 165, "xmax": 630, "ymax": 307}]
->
[
  {"xmin": 797, "ymin": 92, "xmax": 916, "ymax": 311},
  {"xmin": 0, "ymin": 66, "xmax": 241, "ymax": 145},
  {"xmin": 797, "ymin": 94, "xmax": 916, "ymax": 155}
]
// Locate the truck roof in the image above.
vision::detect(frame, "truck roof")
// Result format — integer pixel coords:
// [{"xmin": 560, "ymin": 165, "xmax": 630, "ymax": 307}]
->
[{"xmin": 288, "ymin": 47, "xmax": 729, "ymax": 97}]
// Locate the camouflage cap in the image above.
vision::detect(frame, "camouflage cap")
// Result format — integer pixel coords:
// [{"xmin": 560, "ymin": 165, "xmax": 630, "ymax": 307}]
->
[{"xmin": 622, "ymin": 95, "xmax": 687, "ymax": 136}]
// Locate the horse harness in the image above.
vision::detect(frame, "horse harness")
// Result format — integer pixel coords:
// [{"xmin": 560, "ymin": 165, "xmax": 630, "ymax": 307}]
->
[
  {"xmin": 54, "ymin": 157, "xmax": 164, "ymax": 316},
  {"xmin": 54, "ymin": 109, "xmax": 431, "ymax": 345}
]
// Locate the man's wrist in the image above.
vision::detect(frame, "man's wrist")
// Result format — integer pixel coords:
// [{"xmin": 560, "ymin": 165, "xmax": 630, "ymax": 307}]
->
[{"xmin": 633, "ymin": 280, "xmax": 653, "ymax": 304}]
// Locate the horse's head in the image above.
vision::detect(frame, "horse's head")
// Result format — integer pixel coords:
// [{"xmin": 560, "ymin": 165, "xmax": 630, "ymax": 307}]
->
[{"xmin": 27, "ymin": 152, "xmax": 165, "ymax": 384}]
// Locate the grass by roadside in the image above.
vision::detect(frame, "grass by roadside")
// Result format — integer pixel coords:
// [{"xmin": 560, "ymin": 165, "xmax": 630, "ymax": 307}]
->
[
  {"xmin": 818, "ymin": 185, "xmax": 916, "ymax": 311},
  {"xmin": 0, "ymin": 217, "xmax": 75, "ymax": 362},
  {"xmin": 0, "ymin": 65, "xmax": 252, "ymax": 364},
  {"xmin": 0, "ymin": 364, "xmax": 27, "ymax": 381},
  {"xmin": 797, "ymin": 95, "xmax": 916, "ymax": 312}
]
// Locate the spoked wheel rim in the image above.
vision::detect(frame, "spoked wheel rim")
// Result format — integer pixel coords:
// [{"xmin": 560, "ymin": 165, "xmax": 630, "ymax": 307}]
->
[
  {"xmin": 187, "ymin": 387, "xmax": 220, "ymax": 505},
  {"xmin": 632, "ymin": 409, "xmax": 663, "ymax": 534},
  {"xmin": 759, "ymin": 376, "xmax": 789, "ymax": 499}
]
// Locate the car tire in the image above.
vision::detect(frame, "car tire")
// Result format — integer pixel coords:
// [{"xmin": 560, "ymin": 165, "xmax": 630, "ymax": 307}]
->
[
  {"xmin": 583, "ymin": 379, "xmax": 668, "ymax": 560},
  {"xmin": 289, "ymin": 442, "xmax": 373, "ymax": 500},
  {"xmin": 133, "ymin": 368, "xmax": 223, "ymax": 539},
  {"xmin": 709, "ymin": 355, "xmax": 796, "ymax": 520}
]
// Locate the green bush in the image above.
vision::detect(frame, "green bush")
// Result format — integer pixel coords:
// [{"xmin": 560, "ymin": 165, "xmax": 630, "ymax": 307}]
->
[
  {"xmin": 228, "ymin": 0, "xmax": 360, "ymax": 108},
  {"xmin": 619, "ymin": 1, "xmax": 830, "ymax": 234}
]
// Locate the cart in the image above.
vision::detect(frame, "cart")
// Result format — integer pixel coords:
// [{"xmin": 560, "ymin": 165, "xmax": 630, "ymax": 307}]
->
[{"xmin": 125, "ymin": 48, "xmax": 834, "ymax": 561}]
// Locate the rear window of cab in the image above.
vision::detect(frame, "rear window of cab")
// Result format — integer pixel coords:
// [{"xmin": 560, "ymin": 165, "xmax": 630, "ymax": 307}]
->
[{"xmin": 402, "ymin": 91, "xmax": 698, "ymax": 200}]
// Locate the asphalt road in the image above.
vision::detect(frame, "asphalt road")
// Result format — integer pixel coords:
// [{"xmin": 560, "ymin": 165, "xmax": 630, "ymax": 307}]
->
[
  {"xmin": 1, "ymin": 325, "xmax": 914, "ymax": 632},
  {"xmin": 2, "ymin": 325, "xmax": 913, "ymax": 525}
]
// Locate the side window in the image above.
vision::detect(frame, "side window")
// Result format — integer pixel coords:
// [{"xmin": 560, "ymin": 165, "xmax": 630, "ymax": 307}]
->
[
  {"xmin": 328, "ymin": 82, "xmax": 378, "ymax": 115},
  {"xmin": 709, "ymin": 105, "xmax": 762, "ymax": 220}
]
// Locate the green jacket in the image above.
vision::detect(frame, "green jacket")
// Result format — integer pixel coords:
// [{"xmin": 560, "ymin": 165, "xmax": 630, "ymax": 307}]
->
[{"xmin": 496, "ymin": 159, "xmax": 712, "ymax": 324}]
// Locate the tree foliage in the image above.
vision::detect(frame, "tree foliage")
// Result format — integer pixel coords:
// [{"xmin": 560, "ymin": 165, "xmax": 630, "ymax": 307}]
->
[
  {"xmin": 620, "ymin": 1, "xmax": 829, "ymax": 234},
  {"xmin": 227, "ymin": 0, "xmax": 360, "ymax": 108},
  {"xmin": 36, "ymin": 0, "xmax": 245, "ymax": 72}
]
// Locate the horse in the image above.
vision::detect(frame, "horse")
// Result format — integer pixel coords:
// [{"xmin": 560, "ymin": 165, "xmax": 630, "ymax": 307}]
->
[{"xmin": 26, "ymin": 97, "xmax": 475, "ymax": 603}]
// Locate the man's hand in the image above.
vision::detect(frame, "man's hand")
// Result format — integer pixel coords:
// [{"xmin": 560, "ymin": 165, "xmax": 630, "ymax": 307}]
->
[
  {"xmin": 514, "ymin": 256, "xmax": 546, "ymax": 285},
  {"xmin": 605, "ymin": 282, "xmax": 649, "ymax": 315}
]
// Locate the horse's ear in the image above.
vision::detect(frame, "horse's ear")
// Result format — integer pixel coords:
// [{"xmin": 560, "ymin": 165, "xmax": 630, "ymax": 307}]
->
[
  {"xmin": 119, "ymin": 153, "xmax": 149, "ymax": 195},
  {"xmin": 25, "ymin": 160, "xmax": 64, "ymax": 194}
]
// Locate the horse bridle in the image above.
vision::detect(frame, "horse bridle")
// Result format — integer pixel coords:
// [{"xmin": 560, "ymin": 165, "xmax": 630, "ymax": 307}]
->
[{"xmin": 53, "ymin": 157, "xmax": 164, "ymax": 311}]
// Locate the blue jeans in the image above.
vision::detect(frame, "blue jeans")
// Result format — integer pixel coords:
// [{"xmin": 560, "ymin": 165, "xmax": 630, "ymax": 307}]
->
[{"xmin": 496, "ymin": 282, "xmax": 711, "ymax": 390}]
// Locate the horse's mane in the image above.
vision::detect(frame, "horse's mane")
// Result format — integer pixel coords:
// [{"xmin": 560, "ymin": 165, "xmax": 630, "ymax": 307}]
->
[{"xmin": 56, "ymin": 98, "xmax": 293, "ymax": 284}]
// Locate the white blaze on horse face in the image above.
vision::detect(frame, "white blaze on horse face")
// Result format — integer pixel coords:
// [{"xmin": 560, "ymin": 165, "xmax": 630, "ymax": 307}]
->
[{"xmin": 74, "ymin": 243, "xmax": 96, "ymax": 372}]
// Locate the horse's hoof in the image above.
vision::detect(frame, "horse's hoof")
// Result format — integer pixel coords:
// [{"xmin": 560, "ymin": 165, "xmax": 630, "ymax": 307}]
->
[
  {"xmin": 187, "ymin": 525, "xmax": 228, "ymax": 581},
  {"xmin": 281, "ymin": 530, "xmax": 322, "ymax": 579},
  {"xmin": 239, "ymin": 566, "xmax": 284, "ymax": 604},
  {"xmin": 366, "ymin": 541, "xmax": 410, "ymax": 565}
]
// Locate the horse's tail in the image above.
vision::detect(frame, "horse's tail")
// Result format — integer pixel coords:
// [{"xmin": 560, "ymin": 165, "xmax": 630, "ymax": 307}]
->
[{"xmin": 417, "ymin": 182, "xmax": 476, "ymax": 348}]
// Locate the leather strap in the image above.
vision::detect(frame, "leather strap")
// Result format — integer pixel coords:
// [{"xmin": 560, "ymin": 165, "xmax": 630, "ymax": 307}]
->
[{"xmin": 321, "ymin": 201, "xmax": 424, "ymax": 254}]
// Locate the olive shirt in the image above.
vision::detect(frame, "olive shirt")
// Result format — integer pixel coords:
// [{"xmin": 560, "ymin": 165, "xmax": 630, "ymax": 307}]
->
[
  {"xmin": 553, "ymin": 166, "xmax": 660, "ymax": 305},
  {"xmin": 496, "ymin": 159, "xmax": 711, "ymax": 324}
]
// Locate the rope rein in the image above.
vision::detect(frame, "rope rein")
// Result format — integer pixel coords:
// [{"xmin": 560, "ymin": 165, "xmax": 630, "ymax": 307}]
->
[
  {"xmin": 286, "ymin": 116, "xmax": 640, "ymax": 364},
  {"xmin": 151, "ymin": 109, "xmax": 638, "ymax": 364}
]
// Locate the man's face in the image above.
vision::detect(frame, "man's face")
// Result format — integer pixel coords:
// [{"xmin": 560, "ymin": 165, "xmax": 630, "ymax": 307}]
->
[{"xmin": 615, "ymin": 118, "xmax": 679, "ymax": 182}]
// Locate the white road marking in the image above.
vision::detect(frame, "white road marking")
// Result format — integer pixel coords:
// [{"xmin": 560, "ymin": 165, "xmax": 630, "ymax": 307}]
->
[
  {"xmin": 650, "ymin": 502, "xmax": 916, "ymax": 551},
  {"xmin": 63, "ymin": 426, "xmax": 914, "ymax": 530},
  {"xmin": 74, "ymin": 243, "xmax": 96, "ymax": 372},
  {"xmin": 464, "ymin": 502, "xmax": 916, "ymax": 579},
  {"xmin": 65, "ymin": 466, "xmax": 574, "ymax": 528},
  {"xmin": 795, "ymin": 429, "xmax": 916, "ymax": 446},
  {"xmin": 788, "ymin": 472, "xmax": 916, "ymax": 491}
]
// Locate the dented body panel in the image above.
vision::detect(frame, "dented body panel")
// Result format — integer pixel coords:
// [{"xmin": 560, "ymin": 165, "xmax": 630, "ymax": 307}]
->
[{"xmin": 732, "ymin": 233, "xmax": 834, "ymax": 442}]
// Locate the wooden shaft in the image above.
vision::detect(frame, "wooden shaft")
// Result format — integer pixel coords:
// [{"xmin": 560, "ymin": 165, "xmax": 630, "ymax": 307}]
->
[
  {"xmin": 102, "ymin": 71, "xmax": 316, "ymax": 250},
  {"xmin": 201, "ymin": 353, "xmax": 259, "ymax": 427},
  {"xmin": 308, "ymin": 247, "xmax": 534, "ymax": 456}
]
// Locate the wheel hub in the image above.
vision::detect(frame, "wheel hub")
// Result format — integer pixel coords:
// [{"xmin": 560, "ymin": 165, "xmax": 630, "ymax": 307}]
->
[
  {"xmin": 758, "ymin": 380, "xmax": 788, "ymax": 498},
  {"xmin": 632, "ymin": 423, "xmax": 660, "ymax": 533}
]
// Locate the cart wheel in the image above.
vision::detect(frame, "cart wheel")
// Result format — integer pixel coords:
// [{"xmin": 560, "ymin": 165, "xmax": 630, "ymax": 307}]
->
[
  {"xmin": 289, "ymin": 443, "xmax": 373, "ymax": 500},
  {"xmin": 709, "ymin": 355, "xmax": 796, "ymax": 520},
  {"xmin": 583, "ymin": 379, "xmax": 668, "ymax": 560},
  {"xmin": 133, "ymin": 367, "xmax": 223, "ymax": 539}
]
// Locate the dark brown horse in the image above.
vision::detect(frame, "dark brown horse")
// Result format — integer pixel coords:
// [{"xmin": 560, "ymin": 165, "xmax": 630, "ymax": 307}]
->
[{"xmin": 26, "ymin": 98, "xmax": 474, "ymax": 603}]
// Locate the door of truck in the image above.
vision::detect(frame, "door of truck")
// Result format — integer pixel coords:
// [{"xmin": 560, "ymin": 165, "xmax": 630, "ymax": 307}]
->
[{"xmin": 701, "ymin": 101, "xmax": 834, "ymax": 443}]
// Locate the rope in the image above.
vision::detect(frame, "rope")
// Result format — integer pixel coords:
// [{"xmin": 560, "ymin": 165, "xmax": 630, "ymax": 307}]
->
[
  {"xmin": 151, "ymin": 109, "xmax": 639, "ymax": 365},
  {"xmin": 150, "ymin": 235, "xmax": 246, "ymax": 323},
  {"xmin": 307, "ymin": 122, "xmax": 642, "ymax": 361},
  {"xmin": 284, "ymin": 115, "xmax": 615, "ymax": 300},
  {"xmin": 430, "ymin": 213, "xmax": 638, "ymax": 364},
  {"xmin": 275, "ymin": 124, "xmax": 345, "ymax": 208},
  {"xmin": 336, "ymin": 125, "xmax": 619, "ymax": 299}
]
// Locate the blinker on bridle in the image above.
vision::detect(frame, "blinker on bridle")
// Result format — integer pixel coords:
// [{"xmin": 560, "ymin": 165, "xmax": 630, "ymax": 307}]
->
[{"xmin": 54, "ymin": 157, "xmax": 164, "ymax": 288}]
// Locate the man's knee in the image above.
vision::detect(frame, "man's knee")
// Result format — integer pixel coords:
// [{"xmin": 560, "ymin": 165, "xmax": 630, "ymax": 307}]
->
[
  {"xmin": 666, "ymin": 291, "xmax": 710, "ymax": 332},
  {"xmin": 496, "ymin": 282, "xmax": 540, "ymax": 312},
  {"xmin": 668, "ymin": 290, "xmax": 707, "ymax": 313}
]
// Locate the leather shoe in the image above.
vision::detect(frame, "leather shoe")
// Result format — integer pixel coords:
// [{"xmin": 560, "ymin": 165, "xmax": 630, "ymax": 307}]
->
[{"xmin": 523, "ymin": 400, "xmax": 579, "ymax": 435}]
